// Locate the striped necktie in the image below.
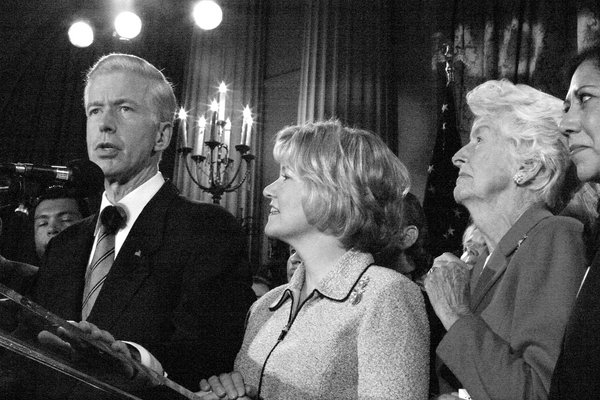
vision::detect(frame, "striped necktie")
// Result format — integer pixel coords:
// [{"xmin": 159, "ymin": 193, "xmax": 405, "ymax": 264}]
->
[{"xmin": 81, "ymin": 205, "xmax": 126, "ymax": 321}]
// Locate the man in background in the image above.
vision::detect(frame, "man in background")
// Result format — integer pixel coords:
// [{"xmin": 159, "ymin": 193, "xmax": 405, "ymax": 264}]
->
[
  {"xmin": 0, "ymin": 185, "xmax": 88, "ymax": 332},
  {"xmin": 33, "ymin": 185, "xmax": 89, "ymax": 261}
]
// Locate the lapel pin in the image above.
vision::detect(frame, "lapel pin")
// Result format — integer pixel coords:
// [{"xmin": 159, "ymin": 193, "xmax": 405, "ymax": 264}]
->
[
  {"xmin": 134, "ymin": 250, "xmax": 142, "ymax": 258},
  {"xmin": 516, "ymin": 234, "xmax": 528, "ymax": 249},
  {"xmin": 349, "ymin": 276, "xmax": 370, "ymax": 305}
]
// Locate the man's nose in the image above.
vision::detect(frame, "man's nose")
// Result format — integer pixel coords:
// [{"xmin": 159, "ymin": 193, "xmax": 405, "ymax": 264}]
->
[
  {"xmin": 99, "ymin": 108, "xmax": 116, "ymax": 133},
  {"xmin": 47, "ymin": 221, "xmax": 60, "ymax": 236}
]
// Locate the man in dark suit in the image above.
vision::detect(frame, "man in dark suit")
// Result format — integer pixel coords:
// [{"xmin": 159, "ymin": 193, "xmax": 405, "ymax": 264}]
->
[{"xmin": 23, "ymin": 53, "xmax": 255, "ymax": 395}]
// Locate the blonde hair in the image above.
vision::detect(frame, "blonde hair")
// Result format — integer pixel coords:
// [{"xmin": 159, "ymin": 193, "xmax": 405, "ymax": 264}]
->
[{"xmin": 273, "ymin": 120, "xmax": 410, "ymax": 253}]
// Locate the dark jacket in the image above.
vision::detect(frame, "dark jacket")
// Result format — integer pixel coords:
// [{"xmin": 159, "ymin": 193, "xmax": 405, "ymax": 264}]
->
[{"xmin": 26, "ymin": 181, "xmax": 255, "ymax": 396}]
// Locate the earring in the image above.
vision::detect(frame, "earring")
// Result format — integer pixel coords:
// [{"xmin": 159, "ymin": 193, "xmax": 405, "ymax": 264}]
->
[{"xmin": 513, "ymin": 172, "xmax": 525, "ymax": 185}]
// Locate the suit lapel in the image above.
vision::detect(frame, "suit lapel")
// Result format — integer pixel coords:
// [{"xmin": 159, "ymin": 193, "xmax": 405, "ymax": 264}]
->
[
  {"xmin": 87, "ymin": 182, "xmax": 179, "ymax": 329},
  {"xmin": 470, "ymin": 206, "xmax": 553, "ymax": 311},
  {"xmin": 573, "ymin": 247, "xmax": 600, "ymax": 308},
  {"xmin": 68, "ymin": 217, "xmax": 97, "ymax": 279},
  {"xmin": 469, "ymin": 247, "xmax": 490, "ymax": 294},
  {"xmin": 470, "ymin": 250, "xmax": 508, "ymax": 311}
]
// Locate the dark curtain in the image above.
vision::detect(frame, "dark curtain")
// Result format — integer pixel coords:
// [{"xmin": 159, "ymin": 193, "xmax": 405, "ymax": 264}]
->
[
  {"xmin": 0, "ymin": 1, "xmax": 90, "ymax": 165},
  {"xmin": 430, "ymin": 0, "xmax": 600, "ymax": 142},
  {"xmin": 297, "ymin": 0, "xmax": 399, "ymax": 152}
]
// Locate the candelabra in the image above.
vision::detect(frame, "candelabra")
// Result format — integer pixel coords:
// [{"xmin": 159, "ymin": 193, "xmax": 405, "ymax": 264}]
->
[{"xmin": 177, "ymin": 82, "xmax": 255, "ymax": 204}]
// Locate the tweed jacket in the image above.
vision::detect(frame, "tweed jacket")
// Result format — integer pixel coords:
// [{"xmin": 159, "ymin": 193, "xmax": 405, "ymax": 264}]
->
[
  {"xmin": 235, "ymin": 249, "xmax": 430, "ymax": 400},
  {"xmin": 437, "ymin": 206, "xmax": 587, "ymax": 400}
]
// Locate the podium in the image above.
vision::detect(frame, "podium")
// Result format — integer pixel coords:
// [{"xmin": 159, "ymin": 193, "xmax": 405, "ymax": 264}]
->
[{"xmin": 0, "ymin": 283, "xmax": 201, "ymax": 400}]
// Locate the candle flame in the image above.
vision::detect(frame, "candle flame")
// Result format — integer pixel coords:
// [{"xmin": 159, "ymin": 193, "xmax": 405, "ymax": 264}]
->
[
  {"xmin": 178, "ymin": 107, "xmax": 188, "ymax": 120},
  {"xmin": 210, "ymin": 100, "xmax": 219, "ymax": 112},
  {"xmin": 242, "ymin": 105, "xmax": 252, "ymax": 120},
  {"xmin": 219, "ymin": 82, "xmax": 227, "ymax": 93},
  {"xmin": 198, "ymin": 116, "xmax": 207, "ymax": 128}
]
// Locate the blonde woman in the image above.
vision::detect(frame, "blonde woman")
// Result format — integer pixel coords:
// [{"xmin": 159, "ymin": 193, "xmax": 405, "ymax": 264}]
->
[{"xmin": 199, "ymin": 120, "xmax": 429, "ymax": 399}]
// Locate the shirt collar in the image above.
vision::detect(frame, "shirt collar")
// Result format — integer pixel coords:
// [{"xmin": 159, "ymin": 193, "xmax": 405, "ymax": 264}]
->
[
  {"xmin": 96, "ymin": 172, "xmax": 165, "ymax": 234},
  {"xmin": 269, "ymin": 249, "xmax": 374, "ymax": 309}
]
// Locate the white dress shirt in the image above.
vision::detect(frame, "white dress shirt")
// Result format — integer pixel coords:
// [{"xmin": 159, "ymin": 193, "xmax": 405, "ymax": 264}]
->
[{"xmin": 89, "ymin": 172, "xmax": 165, "ymax": 261}]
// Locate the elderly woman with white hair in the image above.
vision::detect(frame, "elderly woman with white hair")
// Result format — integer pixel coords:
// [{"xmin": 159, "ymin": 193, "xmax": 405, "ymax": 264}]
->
[
  {"xmin": 198, "ymin": 120, "xmax": 429, "ymax": 399},
  {"xmin": 424, "ymin": 80, "xmax": 587, "ymax": 400}
]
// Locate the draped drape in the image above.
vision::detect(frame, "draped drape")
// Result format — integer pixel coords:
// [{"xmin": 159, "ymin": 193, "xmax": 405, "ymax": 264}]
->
[
  {"xmin": 430, "ymin": 0, "xmax": 600, "ymax": 141},
  {"xmin": 297, "ymin": 0, "xmax": 399, "ymax": 151},
  {"xmin": 173, "ymin": 0, "xmax": 267, "ymax": 264}
]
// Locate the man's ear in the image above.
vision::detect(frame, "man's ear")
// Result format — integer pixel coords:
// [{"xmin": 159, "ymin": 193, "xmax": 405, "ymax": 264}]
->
[
  {"xmin": 154, "ymin": 122, "xmax": 172, "ymax": 152},
  {"xmin": 400, "ymin": 225, "xmax": 419, "ymax": 250},
  {"xmin": 514, "ymin": 159, "xmax": 542, "ymax": 186}
]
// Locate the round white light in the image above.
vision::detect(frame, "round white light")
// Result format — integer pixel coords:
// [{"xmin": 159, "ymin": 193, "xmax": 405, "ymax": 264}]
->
[
  {"xmin": 193, "ymin": 0, "xmax": 223, "ymax": 30},
  {"xmin": 114, "ymin": 11, "xmax": 142, "ymax": 39},
  {"xmin": 68, "ymin": 21, "xmax": 94, "ymax": 48}
]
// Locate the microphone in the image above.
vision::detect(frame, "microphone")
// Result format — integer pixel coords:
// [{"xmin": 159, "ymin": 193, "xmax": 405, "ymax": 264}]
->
[
  {"xmin": 0, "ymin": 163, "xmax": 73, "ymax": 182},
  {"xmin": 0, "ymin": 159, "xmax": 104, "ymax": 196}
]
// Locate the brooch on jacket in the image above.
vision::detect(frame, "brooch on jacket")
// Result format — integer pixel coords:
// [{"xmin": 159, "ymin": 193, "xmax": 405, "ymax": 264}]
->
[
  {"xmin": 349, "ymin": 276, "xmax": 370, "ymax": 305},
  {"xmin": 516, "ymin": 234, "xmax": 528, "ymax": 250}
]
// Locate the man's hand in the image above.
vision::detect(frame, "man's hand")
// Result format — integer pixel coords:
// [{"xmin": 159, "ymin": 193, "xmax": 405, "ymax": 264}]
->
[{"xmin": 37, "ymin": 321, "xmax": 137, "ymax": 379}]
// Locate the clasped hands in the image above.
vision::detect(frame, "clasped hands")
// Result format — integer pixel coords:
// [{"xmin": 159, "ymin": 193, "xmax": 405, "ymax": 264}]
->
[{"xmin": 424, "ymin": 252, "xmax": 473, "ymax": 330}]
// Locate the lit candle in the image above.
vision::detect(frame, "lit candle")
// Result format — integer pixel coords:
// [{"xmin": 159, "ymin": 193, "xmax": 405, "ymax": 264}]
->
[
  {"xmin": 241, "ymin": 105, "xmax": 252, "ymax": 146},
  {"xmin": 177, "ymin": 108, "xmax": 188, "ymax": 149},
  {"xmin": 245, "ymin": 115, "xmax": 253, "ymax": 147},
  {"xmin": 241, "ymin": 105, "xmax": 253, "ymax": 147},
  {"xmin": 209, "ymin": 99, "xmax": 219, "ymax": 142},
  {"xmin": 217, "ymin": 82, "xmax": 227, "ymax": 121},
  {"xmin": 193, "ymin": 116, "xmax": 206, "ymax": 156},
  {"xmin": 224, "ymin": 118, "xmax": 231, "ymax": 149}
]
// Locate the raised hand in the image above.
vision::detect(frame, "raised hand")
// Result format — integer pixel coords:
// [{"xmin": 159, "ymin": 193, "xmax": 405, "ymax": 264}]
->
[{"xmin": 424, "ymin": 252, "xmax": 473, "ymax": 330}]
